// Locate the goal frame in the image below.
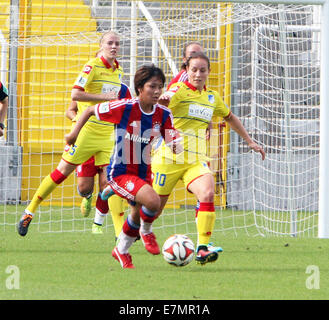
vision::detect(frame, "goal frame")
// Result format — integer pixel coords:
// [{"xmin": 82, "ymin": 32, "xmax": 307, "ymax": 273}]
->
[
  {"xmin": 1, "ymin": 0, "xmax": 328, "ymax": 237},
  {"xmin": 206, "ymin": 0, "xmax": 329, "ymax": 238},
  {"xmin": 122, "ymin": 0, "xmax": 329, "ymax": 237}
]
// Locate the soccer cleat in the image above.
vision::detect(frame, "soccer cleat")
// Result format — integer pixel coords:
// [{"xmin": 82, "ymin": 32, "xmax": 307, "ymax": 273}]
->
[
  {"xmin": 207, "ymin": 242, "xmax": 223, "ymax": 253},
  {"xmin": 195, "ymin": 247, "xmax": 218, "ymax": 265},
  {"xmin": 80, "ymin": 196, "xmax": 92, "ymax": 217},
  {"xmin": 140, "ymin": 232, "xmax": 160, "ymax": 255},
  {"xmin": 101, "ymin": 185, "xmax": 115, "ymax": 201},
  {"xmin": 112, "ymin": 247, "xmax": 135, "ymax": 269},
  {"xmin": 92, "ymin": 223, "xmax": 103, "ymax": 234},
  {"xmin": 17, "ymin": 212, "xmax": 33, "ymax": 236}
]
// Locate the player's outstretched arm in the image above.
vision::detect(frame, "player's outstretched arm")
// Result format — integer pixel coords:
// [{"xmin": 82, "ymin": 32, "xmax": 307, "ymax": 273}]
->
[
  {"xmin": 224, "ymin": 112, "xmax": 265, "ymax": 160},
  {"xmin": 65, "ymin": 105, "xmax": 95, "ymax": 145},
  {"xmin": 71, "ymin": 88, "xmax": 117, "ymax": 103}
]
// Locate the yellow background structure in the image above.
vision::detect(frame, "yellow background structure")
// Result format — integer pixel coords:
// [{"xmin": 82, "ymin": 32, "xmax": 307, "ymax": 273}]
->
[{"xmin": 2, "ymin": 0, "xmax": 232, "ymax": 209}]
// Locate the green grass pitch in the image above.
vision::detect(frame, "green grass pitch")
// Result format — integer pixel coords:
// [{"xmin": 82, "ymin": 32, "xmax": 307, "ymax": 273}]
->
[{"xmin": 0, "ymin": 205, "xmax": 328, "ymax": 300}]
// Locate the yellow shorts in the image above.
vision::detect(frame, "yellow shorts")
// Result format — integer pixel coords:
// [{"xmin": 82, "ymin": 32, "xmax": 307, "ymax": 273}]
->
[
  {"xmin": 152, "ymin": 161, "xmax": 212, "ymax": 196},
  {"xmin": 62, "ymin": 122, "xmax": 114, "ymax": 166}
]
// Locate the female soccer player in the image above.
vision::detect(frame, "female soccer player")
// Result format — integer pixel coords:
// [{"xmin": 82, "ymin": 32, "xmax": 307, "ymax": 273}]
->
[
  {"xmin": 166, "ymin": 41, "xmax": 222, "ymax": 253},
  {"xmin": 149, "ymin": 52, "xmax": 266, "ymax": 265},
  {"xmin": 68, "ymin": 31, "xmax": 132, "ymax": 236},
  {"xmin": 65, "ymin": 64, "xmax": 182, "ymax": 268}
]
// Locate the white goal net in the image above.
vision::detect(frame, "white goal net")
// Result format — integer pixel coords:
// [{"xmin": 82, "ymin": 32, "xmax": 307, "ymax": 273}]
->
[{"xmin": 0, "ymin": 0, "xmax": 324, "ymax": 237}]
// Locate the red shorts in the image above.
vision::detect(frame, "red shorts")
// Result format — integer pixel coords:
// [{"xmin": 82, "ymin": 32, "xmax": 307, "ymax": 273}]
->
[
  {"xmin": 108, "ymin": 174, "xmax": 151, "ymax": 202},
  {"xmin": 76, "ymin": 157, "xmax": 106, "ymax": 177}
]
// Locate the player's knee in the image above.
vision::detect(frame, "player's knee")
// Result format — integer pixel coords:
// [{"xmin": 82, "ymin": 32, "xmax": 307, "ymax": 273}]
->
[
  {"xmin": 77, "ymin": 185, "xmax": 93, "ymax": 197},
  {"xmin": 144, "ymin": 193, "xmax": 161, "ymax": 213},
  {"xmin": 199, "ymin": 188, "xmax": 214, "ymax": 203}
]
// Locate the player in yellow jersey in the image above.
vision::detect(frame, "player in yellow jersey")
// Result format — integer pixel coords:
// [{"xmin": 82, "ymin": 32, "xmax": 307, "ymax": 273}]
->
[
  {"xmin": 17, "ymin": 31, "xmax": 129, "ymax": 237},
  {"xmin": 149, "ymin": 52, "xmax": 266, "ymax": 265},
  {"xmin": 166, "ymin": 41, "xmax": 223, "ymax": 254},
  {"xmin": 67, "ymin": 31, "xmax": 131, "ymax": 236}
]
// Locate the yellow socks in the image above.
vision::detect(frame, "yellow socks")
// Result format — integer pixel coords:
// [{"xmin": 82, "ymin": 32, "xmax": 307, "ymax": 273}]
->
[
  {"xmin": 26, "ymin": 169, "xmax": 67, "ymax": 214},
  {"xmin": 109, "ymin": 195, "xmax": 125, "ymax": 238},
  {"xmin": 196, "ymin": 202, "xmax": 216, "ymax": 248}
]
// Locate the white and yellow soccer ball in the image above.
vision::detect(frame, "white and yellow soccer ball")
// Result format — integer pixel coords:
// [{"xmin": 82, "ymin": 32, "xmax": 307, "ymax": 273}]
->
[{"xmin": 162, "ymin": 234, "xmax": 195, "ymax": 267}]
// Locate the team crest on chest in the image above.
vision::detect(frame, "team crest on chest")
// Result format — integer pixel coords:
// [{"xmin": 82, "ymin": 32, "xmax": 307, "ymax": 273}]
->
[
  {"xmin": 208, "ymin": 94, "xmax": 215, "ymax": 103},
  {"xmin": 153, "ymin": 122, "xmax": 161, "ymax": 132}
]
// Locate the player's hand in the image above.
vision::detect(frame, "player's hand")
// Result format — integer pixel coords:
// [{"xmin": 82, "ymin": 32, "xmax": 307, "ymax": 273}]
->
[
  {"xmin": 65, "ymin": 132, "xmax": 77, "ymax": 146},
  {"xmin": 158, "ymin": 94, "xmax": 171, "ymax": 107},
  {"xmin": 103, "ymin": 91, "xmax": 118, "ymax": 101},
  {"xmin": 248, "ymin": 141, "xmax": 265, "ymax": 160},
  {"xmin": 205, "ymin": 122, "xmax": 212, "ymax": 141},
  {"xmin": 205, "ymin": 127, "xmax": 210, "ymax": 140},
  {"xmin": 172, "ymin": 141, "xmax": 183, "ymax": 154}
]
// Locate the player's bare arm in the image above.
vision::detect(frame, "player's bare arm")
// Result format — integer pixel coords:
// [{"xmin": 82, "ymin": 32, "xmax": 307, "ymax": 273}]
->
[
  {"xmin": 71, "ymin": 88, "xmax": 118, "ymax": 103},
  {"xmin": 224, "ymin": 112, "xmax": 265, "ymax": 160},
  {"xmin": 65, "ymin": 105, "xmax": 96, "ymax": 145}
]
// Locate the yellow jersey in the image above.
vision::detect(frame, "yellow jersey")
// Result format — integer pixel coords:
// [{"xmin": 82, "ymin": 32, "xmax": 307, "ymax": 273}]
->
[
  {"xmin": 153, "ymin": 81, "xmax": 230, "ymax": 164},
  {"xmin": 73, "ymin": 56, "xmax": 124, "ymax": 136}
]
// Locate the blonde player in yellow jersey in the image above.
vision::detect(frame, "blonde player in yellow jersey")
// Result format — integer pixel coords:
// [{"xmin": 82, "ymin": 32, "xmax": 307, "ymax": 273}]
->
[
  {"xmin": 68, "ymin": 31, "xmax": 131, "ymax": 237},
  {"xmin": 17, "ymin": 31, "xmax": 130, "ymax": 237},
  {"xmin": 149, "ymin": 52, "xmax": 266, "ymax": 265}
]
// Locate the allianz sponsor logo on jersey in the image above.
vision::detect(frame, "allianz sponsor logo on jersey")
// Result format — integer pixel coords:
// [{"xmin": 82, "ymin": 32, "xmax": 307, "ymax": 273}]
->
[
  {"xmin": 124, "ymin": 131, "xmax": 151, "ymax": 144},
  {"xmin": 123, "ymin": 121, "xmax": 162, "ymax": 144},
  {"xmin": 188, "ymin": 103, "xmax": 213, "ymax": 121}
]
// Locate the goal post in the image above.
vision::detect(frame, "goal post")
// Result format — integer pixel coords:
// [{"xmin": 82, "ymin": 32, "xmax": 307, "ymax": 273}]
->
[
  {"xmin": 0, "ymin": 0, "xmax": 328, "ymax": 238},
  {"xmin": 318, "ymin": 0, "xmax": 329, "ymax": 238},
  {"xmin": 210, "ymin": 0, "xmax": 329, "ymax": 238}
]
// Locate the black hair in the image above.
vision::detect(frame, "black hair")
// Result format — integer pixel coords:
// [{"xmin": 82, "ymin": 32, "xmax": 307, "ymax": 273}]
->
[{"xmin": 134, "ymin": 64, "xmax": 166, "ymax": 96}]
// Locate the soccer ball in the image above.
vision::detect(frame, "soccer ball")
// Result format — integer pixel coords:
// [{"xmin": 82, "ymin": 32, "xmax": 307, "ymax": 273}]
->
[{"xmin": 162, "ymin": 234, "xmax": 195, "ymax": 267}]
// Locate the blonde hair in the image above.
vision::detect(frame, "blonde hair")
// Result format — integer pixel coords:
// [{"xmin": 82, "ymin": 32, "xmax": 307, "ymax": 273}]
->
[
  {"xmin": 95, "ymin": 49, "xmax": 102, "ymax": 57},
  {"xmin": 99, "ymin": 30, "xmax": 120, "ymax": 45}
]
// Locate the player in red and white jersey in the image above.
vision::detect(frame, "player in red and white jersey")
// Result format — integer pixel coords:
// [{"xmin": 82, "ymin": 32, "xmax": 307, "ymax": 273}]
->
[{"xmin": 65, "ymin": 64, "xmax": 182, "ymax": 268}]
